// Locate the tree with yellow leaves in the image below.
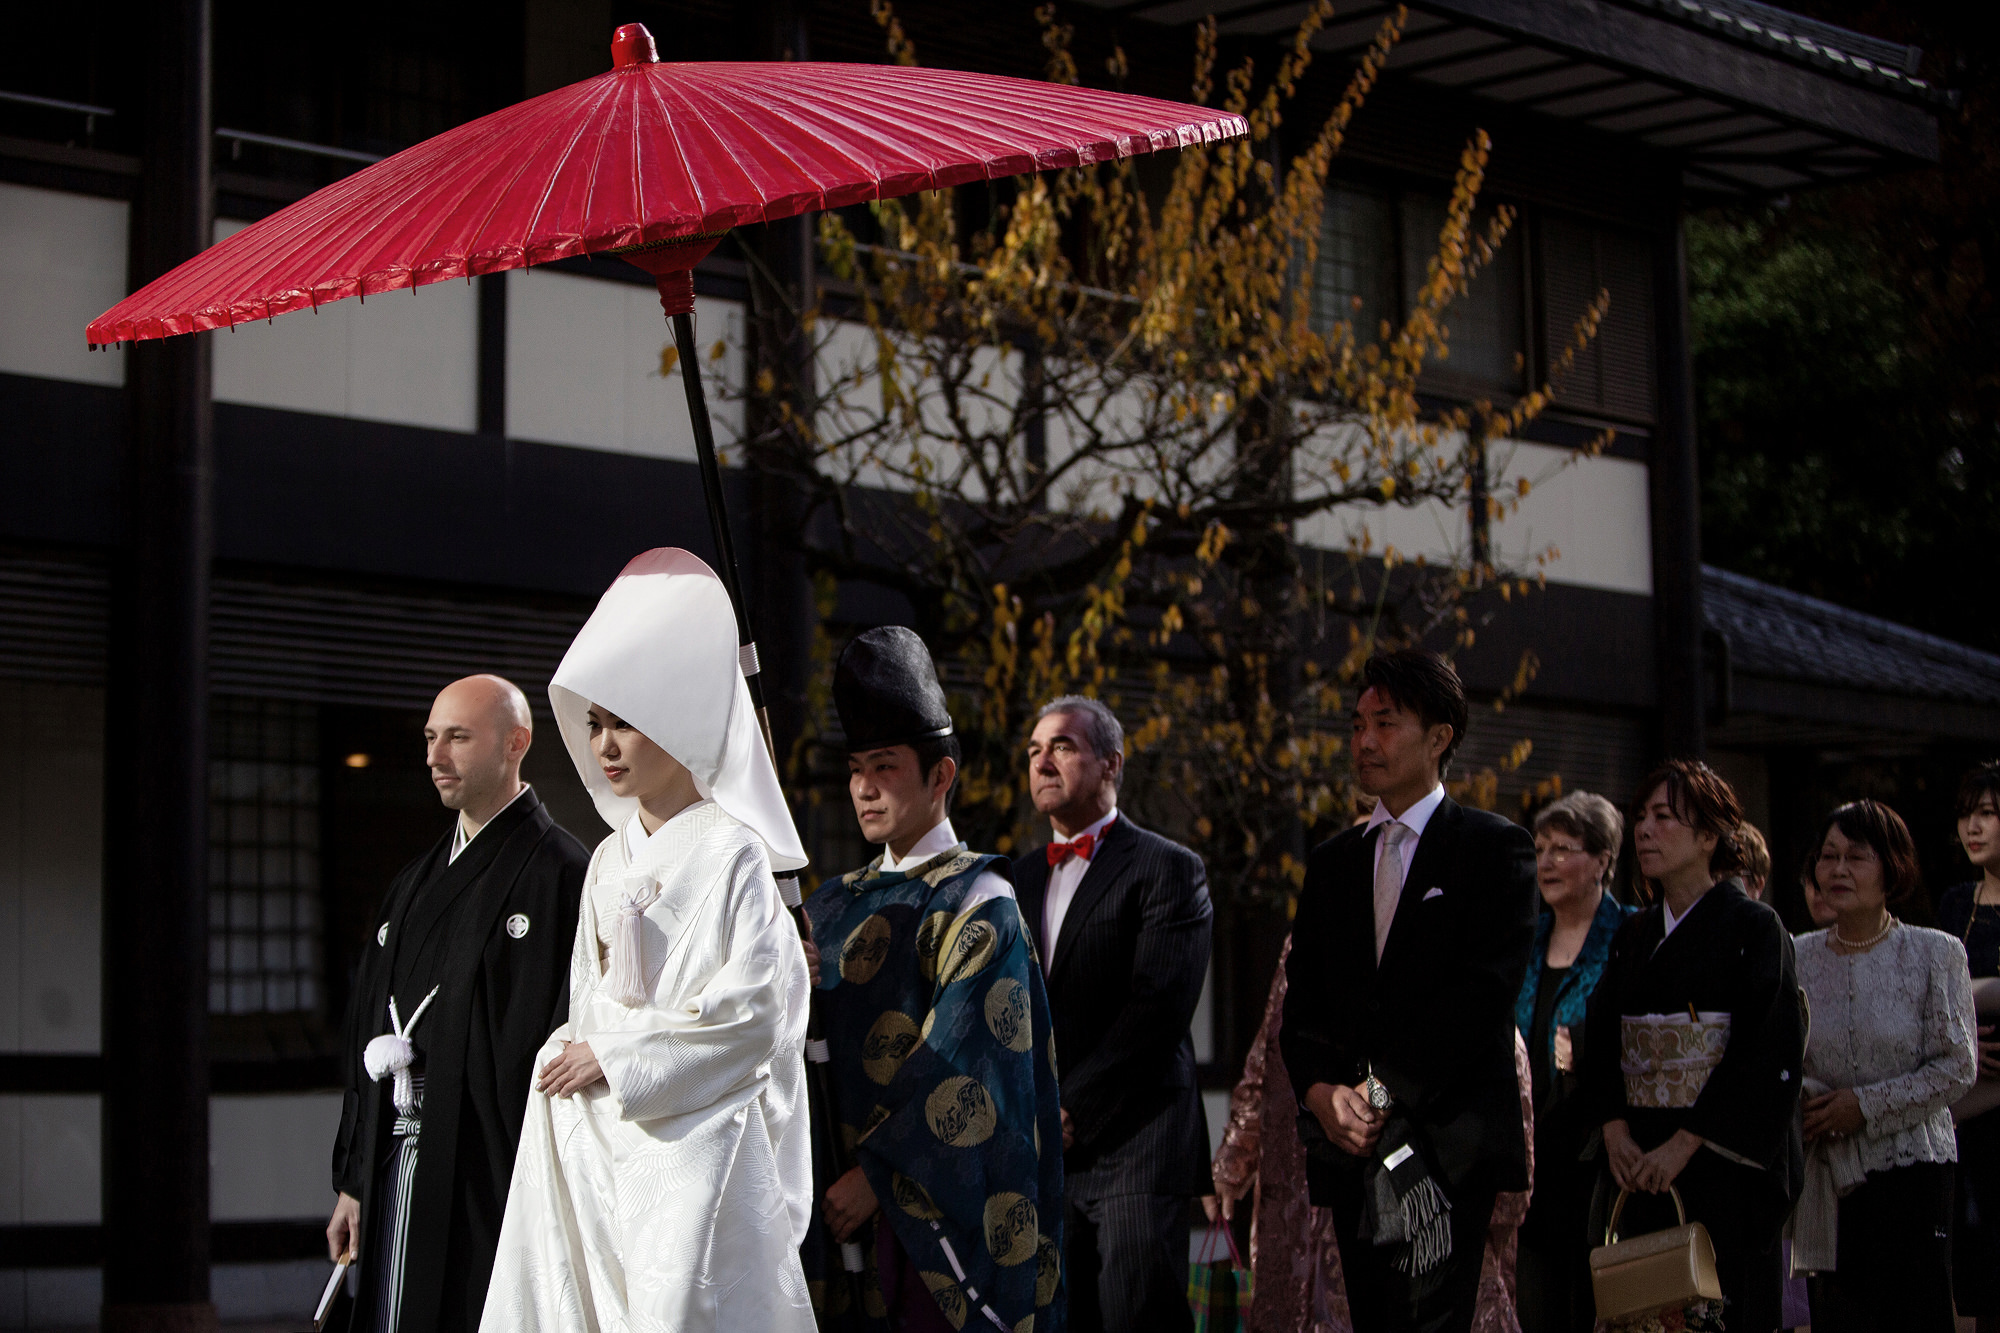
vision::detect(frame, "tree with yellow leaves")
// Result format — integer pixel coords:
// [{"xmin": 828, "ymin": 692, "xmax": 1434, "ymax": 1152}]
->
[{"xmin": 728, "ymin": 0, "xmax": 1607, "ymax": 911}]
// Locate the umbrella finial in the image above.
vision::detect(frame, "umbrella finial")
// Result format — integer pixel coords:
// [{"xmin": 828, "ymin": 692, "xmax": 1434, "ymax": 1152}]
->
[{"xmin": 611, "ymin": 23, "xmax": 659, "ymax": 68}]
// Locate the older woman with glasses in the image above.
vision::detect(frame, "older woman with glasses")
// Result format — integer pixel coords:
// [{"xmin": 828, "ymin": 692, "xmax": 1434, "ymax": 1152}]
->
[
  {"xmin": 1792, "ymin": 799, "xmax": 1976, "ymax": 1333},
  {"xmin": 1512, "ymin": 792, "xmax": 1634, "ymax": 1333}
]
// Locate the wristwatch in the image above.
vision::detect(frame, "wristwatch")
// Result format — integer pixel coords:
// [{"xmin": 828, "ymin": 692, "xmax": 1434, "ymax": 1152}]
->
[{"xmin": 1364, "ymin": 1066, "xmax": 1392, "ymax": 1111}]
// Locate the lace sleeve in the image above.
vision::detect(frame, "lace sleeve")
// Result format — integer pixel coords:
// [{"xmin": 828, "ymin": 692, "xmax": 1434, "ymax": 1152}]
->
[{"xmin": 1854, "ymin": 938, "xmax": 1978, "ymax": 1138}]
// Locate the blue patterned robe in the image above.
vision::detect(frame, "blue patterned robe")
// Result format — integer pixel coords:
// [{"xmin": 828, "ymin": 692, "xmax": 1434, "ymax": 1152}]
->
[{"xmin": 805, "ymin": 844, "xmax": 1066, "ymax": 1333}]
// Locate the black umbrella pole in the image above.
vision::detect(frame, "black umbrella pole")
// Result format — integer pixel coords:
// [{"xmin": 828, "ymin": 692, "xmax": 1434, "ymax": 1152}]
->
[{"xmin": 672, "ymin": 312, "xmax": 865, "ymax": 1277}]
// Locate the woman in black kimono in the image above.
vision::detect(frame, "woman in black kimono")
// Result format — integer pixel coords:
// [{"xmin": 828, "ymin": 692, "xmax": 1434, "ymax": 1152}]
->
[{"xmin": 1583, "ymin": 760, "xmax": 1806, "ymax": 1333}]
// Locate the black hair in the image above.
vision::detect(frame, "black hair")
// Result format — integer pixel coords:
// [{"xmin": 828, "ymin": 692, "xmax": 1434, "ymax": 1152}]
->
[
  {"xmin": 911, "ymin": 732, "xmax": 962, "ymax": 809},
  {"xmin": 1636, "ymin": 758, "xmax": 1747, "ymax": 879},
  {"xmin": 1957, "ymin": 761, "xmax": 2000, "ymax": 819},
  {"xmin": 1358, "ymin": 649, "xmax": 1469, "ymax": 775}
]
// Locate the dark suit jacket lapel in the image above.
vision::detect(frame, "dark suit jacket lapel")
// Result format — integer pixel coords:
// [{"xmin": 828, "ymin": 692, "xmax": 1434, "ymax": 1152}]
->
[
  {"xmin": 1047, "ymin": 815, "xmax": 1134, "ymax": 984},
  {"xmin": 1380, "ymin": 796, "xmax": 1460, "ymax": 975},
  {"xmin": 1014, "ymin": 851, "xmax": 1051, "ymax": 965}
]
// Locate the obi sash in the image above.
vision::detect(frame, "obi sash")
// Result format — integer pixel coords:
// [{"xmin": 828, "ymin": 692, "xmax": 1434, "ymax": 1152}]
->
[{"xmin": 1620, "ymin": 1011, "xmax": 1731, "ymax": 1109}]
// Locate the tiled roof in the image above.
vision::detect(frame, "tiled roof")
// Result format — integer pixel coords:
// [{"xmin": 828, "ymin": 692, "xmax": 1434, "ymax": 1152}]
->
[
  {"xmin": 1610, "ymin": 0, "xmax": 1940, "ymax": 102},
  {"xmin": 1703, "ymin": 565, "xmax": 2000, "ymax": 707}
]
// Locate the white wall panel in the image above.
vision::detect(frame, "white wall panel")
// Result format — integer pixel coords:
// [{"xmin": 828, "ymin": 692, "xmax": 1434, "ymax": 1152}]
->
[
  {"xmin": 0, "ymin": 1094, "xmax": 99, "ymax": 1223},
  {"xmin": 1492, "ymin": 443, "xmax": 1654, "ymax": 595},
  {"xmin": 210, "ymin": 1092, "xmax": 344, "ymax": 1220},
  {"xmin": 0, "ymin": 183, "xmax": 126, "ymax": 386},
  {"xmin": 211, "ymin": 219, "xmax": 477, "ymax": 431},
  {"xmin": 507, "ymin": 267, "xmax": 743, "ymax": 460},
  {"xmin": 1297, "ymin": 440, "xmax": 1653, "ymax": 596},
  {"xmin": 0, "ymin": 681, "xmax": 103, "ymax": 1055}
]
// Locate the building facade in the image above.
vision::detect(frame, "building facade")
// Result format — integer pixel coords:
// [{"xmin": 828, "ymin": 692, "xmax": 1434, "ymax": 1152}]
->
[{"xmin": 0, "ymin": 0, "xmax": 1952, "ymax": 1323}]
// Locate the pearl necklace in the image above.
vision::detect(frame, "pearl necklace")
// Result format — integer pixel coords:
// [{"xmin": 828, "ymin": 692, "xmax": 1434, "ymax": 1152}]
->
[{"xmin": 1833, "ymin": 916, "xmax": 1896, "ymax": 951}]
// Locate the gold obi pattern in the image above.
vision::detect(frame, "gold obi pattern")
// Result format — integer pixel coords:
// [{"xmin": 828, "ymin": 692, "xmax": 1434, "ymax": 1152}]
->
[{"xmin": 1620, "ymin": 1012, "xmax": 1732, "ymax": 1109}]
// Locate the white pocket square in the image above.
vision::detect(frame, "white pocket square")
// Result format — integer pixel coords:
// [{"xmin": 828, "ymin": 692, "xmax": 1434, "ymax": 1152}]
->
[{"xmin": 1422, "ymin": 887, "xmax": 1444, "ymax": 901}]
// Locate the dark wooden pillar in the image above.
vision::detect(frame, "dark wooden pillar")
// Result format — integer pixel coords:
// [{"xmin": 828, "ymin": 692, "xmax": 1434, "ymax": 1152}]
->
[
  {"xmin": 748, "ymin": 0, "xmax": 817, "ymax": 775},
  {"xmin": 1649, "ymin": 203, "xmax": 1705, "ymax": 761},
  {"xmin": 103, "ymin": 0, "xmax": 216, "ymax": 1328}
]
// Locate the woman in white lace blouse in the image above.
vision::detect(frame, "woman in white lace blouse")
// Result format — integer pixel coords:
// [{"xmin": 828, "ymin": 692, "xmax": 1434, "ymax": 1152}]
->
[{"xmin": 1794, "ymin": 799, "xmax": 1976, "ymax": 1333}]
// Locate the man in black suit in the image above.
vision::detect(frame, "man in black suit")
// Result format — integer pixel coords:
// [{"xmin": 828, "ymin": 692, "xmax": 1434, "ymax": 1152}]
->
[
  {"xmin": 1012, "ymin": 695, "xmax": 1213, "ymax": 1333},
  {"xmin": 1282, "ymin": 650, "xmax": 1537, "ymax": 1333}
]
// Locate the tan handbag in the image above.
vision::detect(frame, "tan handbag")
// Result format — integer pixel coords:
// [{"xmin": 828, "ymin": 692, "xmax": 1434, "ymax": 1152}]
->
[{"xmin": 1590, "ymin": 1187, "xmax": 1724, "ymax": 1322}]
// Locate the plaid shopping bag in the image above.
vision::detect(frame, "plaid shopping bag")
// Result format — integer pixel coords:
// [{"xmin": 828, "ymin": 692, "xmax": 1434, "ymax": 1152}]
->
[{"xmin": 1188, "ymin": 1219, "xmax": 1253, "ymax": 1333}]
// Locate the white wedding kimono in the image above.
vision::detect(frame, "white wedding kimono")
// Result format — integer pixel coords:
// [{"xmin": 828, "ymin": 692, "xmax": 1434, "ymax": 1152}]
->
[{"xmin": 481, "ymin": 799, "xmax": 815, "ymax": 1333}]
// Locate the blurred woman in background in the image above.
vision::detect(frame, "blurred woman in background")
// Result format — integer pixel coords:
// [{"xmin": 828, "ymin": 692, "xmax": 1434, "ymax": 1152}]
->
[
  {"xmin": 1792, "ymin": 799, "xmax": 1974, "ymax": 1332},
  {"xmin": 1512, "ymin": 792, "xmax": 1632, "ymax": 1333},
  {"xmin": 1940, "ymin": 761, "xmax": 2000, "ymax": 1333}
]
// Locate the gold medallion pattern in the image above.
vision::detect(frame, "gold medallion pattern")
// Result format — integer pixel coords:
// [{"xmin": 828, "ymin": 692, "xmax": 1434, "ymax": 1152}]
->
[
  {"xmin": 921, "ymin": 1272, "xmax": 968, "ymax": 1330},
  {"xmin": 937, "ymin": 916, "xmax": 998, "ymax": 987},
  {"xmin": 914, "ymin": 910, "xmax": 952, "ymax": 982},
  {"xmin": 860, "ymin": 1103, "xmax": 891, "ymax": 1140},
  {"xmin": 1015, "ymin": 1318, "xmax": 1036, "ymax": 1333},
  {"xmin": 924, "ymin": 851, "xmax": 980, "ymax": 886},
  {"xmin": 839, "ymin": 913, "xmax": 893, "ymax": 985},
  {"xmin": 891, "ymin": 1171, "xmax": 944, "ymax": 1220},
  {"xmin": 983, "ymin": 1192, "xmax": 1038, "ymax": 1266},
  {"xmin": 861, "ymin": 1009, "xmax": 922, "ymax": 1085},
  {"xmin": 1035, "ymin": 1232, "xmax": 1061, "ymax": 1306},
  {"xmin": 984, "ymin": 976, "xmax": 1033, "ymax": 1052},
  {"xmin": 925, "ymin": 1075, "xmax": 998, "ymax": 1146}
]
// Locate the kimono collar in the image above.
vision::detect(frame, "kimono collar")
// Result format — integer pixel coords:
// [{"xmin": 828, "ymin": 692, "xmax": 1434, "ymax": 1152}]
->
[{"xmin": 843, "ymin": 842, "xmax": 972, "ymax": 892}]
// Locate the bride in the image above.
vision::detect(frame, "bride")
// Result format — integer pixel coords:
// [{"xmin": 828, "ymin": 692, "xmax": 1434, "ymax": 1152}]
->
[{"xmin": 481, "ymin": 548, "xmax": 815, "ymax": 1333}]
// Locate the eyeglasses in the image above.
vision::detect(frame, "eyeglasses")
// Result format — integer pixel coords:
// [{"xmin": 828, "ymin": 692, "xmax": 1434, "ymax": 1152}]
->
[
  {"xmin": 1535, "ymin": 844, "xmax": 1589, "ymax": 864},
  {"xmin": 1816, "ymin": 848, "xmax": 1878, "ymax": 870}
]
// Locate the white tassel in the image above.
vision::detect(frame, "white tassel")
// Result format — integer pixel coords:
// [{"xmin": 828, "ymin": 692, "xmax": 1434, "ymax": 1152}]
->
[
  {"xmin": 606, "ymin": 876, "xmax": 661, "ymax": 1006},
  {"xmin": 363, "ymin": 987, "xmax": 440, "ymax": 1114}
]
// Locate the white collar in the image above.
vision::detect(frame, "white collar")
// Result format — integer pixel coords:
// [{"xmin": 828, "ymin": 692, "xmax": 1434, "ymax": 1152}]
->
[
  {"xmin": 623, "ymin": 798, "xmax": 716, "ymax": 861},
  {"xmin": 452, "ymin": 784, "xmax": 532, "ymax": 861},
  {"xmin": 1053, "ymin": 806, "xmax": 1118, "ymax": 846},
  {"xmin": 882, "ymin": 817, "xmax": 961, "ymax": 873},
  {"xmin": 1363, "ymin": 783, "xmax": 1445, "ymax": 841}
]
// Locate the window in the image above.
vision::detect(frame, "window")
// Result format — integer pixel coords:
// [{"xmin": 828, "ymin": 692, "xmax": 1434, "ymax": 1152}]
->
[
  {"xmin": 209, "ymin": 697, "xmax": 323, "ymax": 1016},
  {"xmin": 1401, "ymin": 195, "xmax": 1525, "ymax": 394},
  {"xmin": 1311, "ymin": 182, "xmax": 1526, "ymax": 397},
  {"xmin": 1539, "ymin": 215, "xmax": 1656, "ymax": 422},
  {"xmin": 1313, "ymin": 185, "xmax": 1395, "ymax": 340}
]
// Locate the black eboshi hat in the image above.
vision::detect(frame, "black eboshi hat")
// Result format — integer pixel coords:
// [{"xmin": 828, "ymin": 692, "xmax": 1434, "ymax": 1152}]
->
[{"xmin": 833, "ymin": 625, "xmax": 955, "ymax": 753}]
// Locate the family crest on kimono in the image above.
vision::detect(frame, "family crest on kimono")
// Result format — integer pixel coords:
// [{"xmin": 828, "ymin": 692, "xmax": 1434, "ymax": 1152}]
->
[
  {"xmin": 327, "ymin": 675, "xmax": 589, "ymax": 1333},
  {"xmin": 480, "ymin": 548, "xmax": 817, "ymax": 1333},
  {"xmin": 805, "ymin": 626, "xmax": 1066, "ymax": 1333}
]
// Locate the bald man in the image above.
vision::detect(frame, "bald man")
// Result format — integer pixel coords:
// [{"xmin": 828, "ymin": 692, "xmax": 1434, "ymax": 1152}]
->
[{"xmin": 327, "ymin": 676, "xmax": 589, "ymax": 1333}]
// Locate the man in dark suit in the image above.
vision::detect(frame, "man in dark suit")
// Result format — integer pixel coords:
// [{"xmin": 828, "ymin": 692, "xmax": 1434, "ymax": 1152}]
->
[
  {"xmin": 1282, "ymin": 650, "xmax": 1537, "ymax": 1333},
  {"xmin": 1012, "ymin": 695, "xmax": 1213, "ymax": 1333}
]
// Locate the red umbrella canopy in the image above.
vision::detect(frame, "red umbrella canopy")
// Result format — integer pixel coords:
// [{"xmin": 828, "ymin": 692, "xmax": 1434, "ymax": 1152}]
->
[{"xmin": 87, "ymin": 23, "xmax": 1247, "ymax": 345}]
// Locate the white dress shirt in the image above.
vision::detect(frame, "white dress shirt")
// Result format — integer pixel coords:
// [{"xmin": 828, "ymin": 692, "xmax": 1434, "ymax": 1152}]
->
[
  {"xmin": 1362, "ymin": 783, "xmax": 1445, "ymax": 889},
  {"xmin": 880, "ymin": 817, "xmax": 1015, "ymax": 913},
  {"xmin": 449, "ymin": 783, "xmax": 532, "ymax": 863},
  {"xmin": 1042, "ymin": 806, "xmax": 1119, "ymax": 964}
]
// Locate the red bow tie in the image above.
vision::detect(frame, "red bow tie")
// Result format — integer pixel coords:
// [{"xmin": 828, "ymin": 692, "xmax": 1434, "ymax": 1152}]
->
[{"xmin": 1047, "ymin": 832, "xmax": 1098, "ymax": 868}]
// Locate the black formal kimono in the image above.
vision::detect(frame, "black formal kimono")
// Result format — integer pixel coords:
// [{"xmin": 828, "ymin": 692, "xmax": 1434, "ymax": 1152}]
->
[
  {"xmin": 330, "ymin": 788, "xmax": 588, "ymax": 1333},
  {"xmin": 1282, "ymin": 795, "xmax": 1538, "ymax": 1333},
  {"xmin": 1581, "ymin": 881, "xmax": 1806, "ymax": 1333}
]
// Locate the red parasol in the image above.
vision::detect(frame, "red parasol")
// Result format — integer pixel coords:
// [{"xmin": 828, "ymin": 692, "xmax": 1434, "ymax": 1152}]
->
[{"xmin": 86, "ymin": 24, "xmax": 1244, "ymax": 344}]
